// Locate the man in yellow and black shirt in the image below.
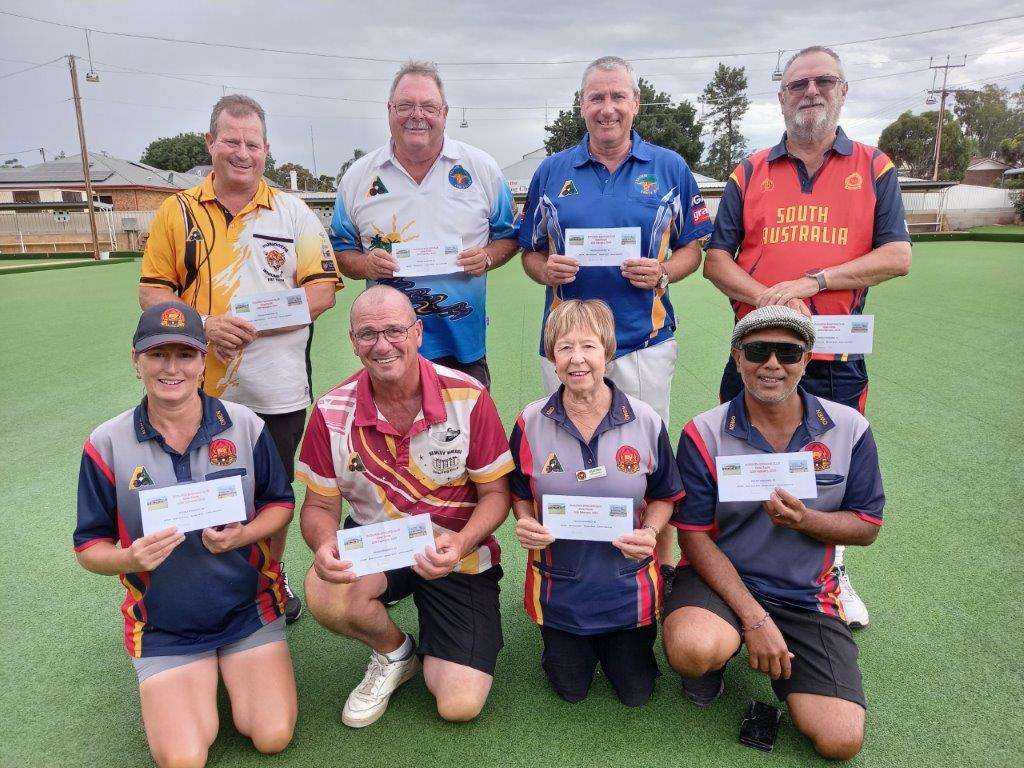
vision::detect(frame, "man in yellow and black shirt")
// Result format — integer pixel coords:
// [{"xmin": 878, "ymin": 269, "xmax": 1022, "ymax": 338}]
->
[{"xmin": 140, "ymin": 94, "xmax": 343, "ymax": 622}]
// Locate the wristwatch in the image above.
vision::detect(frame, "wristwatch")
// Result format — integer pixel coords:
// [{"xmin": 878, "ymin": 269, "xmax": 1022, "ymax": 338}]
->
[
  {"xmin": 656, "ymin": 264, "xmax": 670, "ymax": 291},
  {"xmin": 805, "ymin": 269, "xmax": 827, "ymax": 293}
]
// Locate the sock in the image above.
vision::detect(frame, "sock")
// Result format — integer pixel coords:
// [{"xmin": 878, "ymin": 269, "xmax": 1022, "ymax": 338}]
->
[
  {"xmin": 384, "ymin": 634, "xmax": 413, "ymax": 662},
  {"xmin": 834, "ymin": 545, "xmax": 846, "ymax": 568}
]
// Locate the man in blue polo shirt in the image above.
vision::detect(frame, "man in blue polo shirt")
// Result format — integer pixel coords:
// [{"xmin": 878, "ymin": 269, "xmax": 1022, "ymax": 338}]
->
[
  {"xmin": 520, "ymin": 55, "xmax": 712, "ymax": 572},
  {"xmin": 662, "ymin": 305, "xmax": 884, "ymax": 761}
]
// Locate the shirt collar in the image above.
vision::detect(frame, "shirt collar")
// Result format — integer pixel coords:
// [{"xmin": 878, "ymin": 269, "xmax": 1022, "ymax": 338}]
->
[
  {"xmin": 540, "ymin": 378, "xmax": 636, "ymax": 430},
  {"xmin": 352, "ymin": 355, "xmax": 447, "ymax": 431},
  {"xmin": 134, "ymin": 391, "xmax": 233, "ymax": 444},
  {"xmin": 571, "ymin": 130, "xmax": 652, "ymax": 168},
  {"xmin": 198, "ymin": 173, "xmax": 273, "ymax": 210},
  {"xmin": 723, "ymin": 387, "xmax": 834, "ymax": 447},
  {"xmin": 767, "ymin": 126, "xmax": 853, "ymax": 162}
]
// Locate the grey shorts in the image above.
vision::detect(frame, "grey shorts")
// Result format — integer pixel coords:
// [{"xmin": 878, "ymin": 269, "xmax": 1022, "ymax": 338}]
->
[{"xmin": 132, "ymin": 617, "xmax": 287, "ymax": 684}]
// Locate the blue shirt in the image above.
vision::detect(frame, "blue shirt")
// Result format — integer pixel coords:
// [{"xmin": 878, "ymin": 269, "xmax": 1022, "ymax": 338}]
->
[{"xmin": 519, "ymin": 132, "xmax": 713, "ymax": 358}]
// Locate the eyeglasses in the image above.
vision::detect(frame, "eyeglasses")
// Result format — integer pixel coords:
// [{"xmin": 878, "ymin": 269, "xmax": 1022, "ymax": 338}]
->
[
  {"xmin": 734, "ymin": 341, "xmax": 808, "ymax": 364},
  {"xmin": 390, "ymin": 102, "xmax": 443, "ymax": 118},
  {"xmin": 352, "ymin": 321, "xmax": 418, "ymax": 347},
  {"xmin": 780, "ymin": 76, "xmax": 845, "ymax": 95}
]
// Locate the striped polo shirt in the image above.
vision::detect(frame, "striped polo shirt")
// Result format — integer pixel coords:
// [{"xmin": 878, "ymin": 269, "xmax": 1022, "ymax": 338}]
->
[
  {"xmin": 74, "ymin": 394, "xmax": 295, "ymax": 657},
  {"xmin": 296, "ymin": 356, "xmax": 514, "ymax": 575},
  {"xmin": 672, "ymin": 389, "xmax": 885, "ymax": 618},
  {"xmin": 509, "ymin": 382, "xmax": 683, "ymax": 634}
]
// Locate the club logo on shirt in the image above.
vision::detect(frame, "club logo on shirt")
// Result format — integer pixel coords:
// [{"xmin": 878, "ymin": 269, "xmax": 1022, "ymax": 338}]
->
[
  {"xmin": 367, "ymin": 176, "xmax": 389, "ymax": 197},
  {"xmin": 449, "ymin": 165, "xmax": 473, "ymax": 189},
  {"xmin": 429, "ymin": 424, "xmax": 462, "ymax": 444},
  {"xmin": 558, "ymin": 179, "xmax": 579, "ymax": 197},
  {"xmin": 542, "ymin": 453, "xmax": 564, "ymax": 474},
  {"xmin": 160, "ymin": 307, "xmax": 185, "ymax": 328},
  {"xmin": 615, "ymin": 445, "xmax": 642, "ymax": 474},
  {"xmin": 128, "ymin": 465, "xmax": 154, "ymax": 490},
  {"xmin": 761, "ymin": 178, "xmax": 775, "ymax": 192},
  {"xmin": 692, "ymin": 205, "xmax": 711, "ymax": 225},
  {"xmin": 368, "ymin": 215, "xmax": 418, "ymax": 253},
  {"xmin": 635, "ymin": 173, "xmax": 659, "ymax": 195},
  {"xmin": 209, "ymin": 439, "xmax": 237, "ymax": 467},
  {"xmin": 262, "ymin": 243, "xmax": 287, "ymax": 272},
  {"xmin": 844, "ymin": 172, "xmax": 863, "ymax": 191},
  {"xmin": 803, "ymin": 441, "xmax": 832, "ymax": 471},
  {"xmin": 347, "ymin": 452, "xmax": 366, "ymax": 472},
  {"xmin": 320, "ymin": 233, "xmax": 338, "ymax": 274}
]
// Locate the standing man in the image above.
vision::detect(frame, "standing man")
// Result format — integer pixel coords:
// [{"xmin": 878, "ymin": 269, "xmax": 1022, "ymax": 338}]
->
[
  {"xmin": 140, "ymin": 94, "xmax": 343, "ymax": 623},
  {"xmin": 703, "ymin": 46, "xmax": 911, "ymax": 626},
  {"xmin": 330, "ymin": 61, "xmax": 519, "ymax": 390},
  {"xmin": 519, "ymin": 55, "xmax": 713, "ymax": 580},
  {"xmin": 297, "ymin": 285, "xmax": 512, "ymax": 727}
]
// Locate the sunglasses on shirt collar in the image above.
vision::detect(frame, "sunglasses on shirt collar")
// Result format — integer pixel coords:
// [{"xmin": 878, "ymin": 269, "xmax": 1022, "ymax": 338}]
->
[{"xmin": 734, "ymin": 341, "xmax": 809, "ymax": 364}]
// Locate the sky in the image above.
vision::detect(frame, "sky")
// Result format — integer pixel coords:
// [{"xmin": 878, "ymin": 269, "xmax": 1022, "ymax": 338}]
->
[{"xmin": 2, "ymin": 1, "xmax": 1023, "ymax": 180}]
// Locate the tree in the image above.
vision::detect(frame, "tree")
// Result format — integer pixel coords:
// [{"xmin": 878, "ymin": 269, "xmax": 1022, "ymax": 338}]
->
[
  {"xmin": 140, "ymin": 132, "xmax": 211, "ymax": 172},
  {"xmin": 337, "ymin": 148, "xmax": 366, "ymax": 182},
  {"xmin": 2, "ymin": 158, "xmax": 23, "ymax": 169},
  {"xmin": 999, "ymin": 133, "xmax": 1024, "ymax": 166},
  {"xmin": 700, "ymin": 64, "xmax": 750, "ymax": 180},
  {"xmin": 542, "ymin": 78, "xmax": 704, "ymax": 167},
  {"xmin": 878, "ymin": 110, "xmax": 970, "ymax": 180},
  {"xmin": 953, "ymin": 85, "xmax": 1023, "ymax": 157},
  {"xmin": 275, "ymin": 162, "xmax": 335, "ymax": 192}
]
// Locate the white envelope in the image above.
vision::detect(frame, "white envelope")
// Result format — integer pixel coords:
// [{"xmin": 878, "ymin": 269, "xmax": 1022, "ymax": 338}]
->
[
  {"xmin": 812, "ymin": 315, "xmax": 874, "ymax": 355},
  {"xmin": 230, "ymin": 288, "xmax": 311, "ymax": 331},
  {"xmin": 336, "ymin": 514, "xmax": 433, "ymax": 577},
  {"xmin": 138, "ymin": 475, "xmax": 247, "ymax": 536},
  {"xmin": 392, "ymin": 240, "xmax": 463, "ymax": 277},
  {"xmin": 564, "ymin": 227, "xmax": 641, "ymax": 267},
  {"xmin": 542, "ymin": 494, "xmax": 634, "ymax": 542},
  {"xmin": 716, "ymin": 452, "xmax": 818, "ymax": 502}
]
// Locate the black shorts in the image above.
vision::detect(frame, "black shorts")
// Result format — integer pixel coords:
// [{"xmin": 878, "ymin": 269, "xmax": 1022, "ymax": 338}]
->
[
  {"xmin": 430, "ymin": 355, "xmax": 491, "ymax": 390},
  {"xmin": 665, "ymin": 567, "xmax": 866, "ymax": 708},
  {"xmin": 719, "ymin": 356, "xmax": 869, "ymax": 414},
  {"xmin": 539, "ymin": 623, "xmax": 658, "ymax": 707},
  {"xmin": 256, "ymin": 408, "xmax": 307, "ymax": 483},
  {"xmin": 345, "ymin": 515, "xmax": 503, "ymax": 674}
]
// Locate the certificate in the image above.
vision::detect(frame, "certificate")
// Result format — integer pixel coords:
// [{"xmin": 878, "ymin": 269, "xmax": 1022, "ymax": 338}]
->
[
  {"xmin": 716, "ymin": 452, "xmax": 818, "ymax": 502},
  {"xmin": 541, "ymin": 495, "xmax": 634, "ymax": 542},
  {"xmin": 336, "ymin": 514, "xmax": 434, "ymax": 577},
  {"xmin": 230, "ymin": 288, "xmax": 311, "ymax": 331},
  {"xmin": 564, "ymin": 227, "xmax": 641, "ymax": 267},
  {"xmin": 392, "ymin": 240, "xmax": 463, "ymax": 277},
  {"xmin": 138, "ymin": 476, "xmax": 247, "ymax": 536},
  {"xmin": 812, "ymin": 315, "xmax": 874, "ymax": 355}
]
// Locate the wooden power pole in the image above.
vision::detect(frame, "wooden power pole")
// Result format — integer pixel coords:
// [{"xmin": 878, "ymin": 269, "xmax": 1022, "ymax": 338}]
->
[
  {"xmin": 927, "ymin": 55, "xmax": 966, "ymax": 181},
  {"xmin": 68, "ymin": 54, "xmax": 102, "ymax": 260}
]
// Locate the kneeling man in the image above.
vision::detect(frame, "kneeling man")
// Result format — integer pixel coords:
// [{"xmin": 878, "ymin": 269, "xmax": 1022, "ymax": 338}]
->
[
  {"xmin": 663, "ymin": 305, "xmax": 884, "ymax": 761},
  {"xmin": 297, "ymin": 285, "xmax": 513, "ymax": 727}
]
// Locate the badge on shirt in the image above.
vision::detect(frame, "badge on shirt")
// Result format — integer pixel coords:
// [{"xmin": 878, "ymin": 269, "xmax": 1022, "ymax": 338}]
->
[
  {"xmin": 129, "ymin": 465, "xmax": 154, "ymax": 490},
  {"xmin": 844, "ymin": 172, "xmax": 863, "ymax": 191},
  {"xmin": 634, "ymin": 173, "xmax": 659, "ymax": 196},
  {"xmin": 542, "ymin": 453, "xmax": 564, "ymax": 474},
  {"xmin": 367, "ymin": 176, "xmax": 389, "ymax": 197},
  {"xmin": 576, "ymin": 466, "xmax": 608, "ymax": 482},
  {"xmin": 209, "ymin": 439, "xmax": 237, "ymax": 467},
  {"xmin": 449, "ymin": 165, "xmax": 473, "ymax": 189},
  {"xmin": 558, "ymin": 179, "xmax": 579, "ymax": 198},
  {"xmin": 615, "ymin": 445, "xmax": 641, "ymax": 474},
  {"xmin": 347, "ymin": 453, "xmax": 366, "ymax": 473},
  {"xmin": 803, "ymin": 442, "xmax": 832, "ymax": 471}
]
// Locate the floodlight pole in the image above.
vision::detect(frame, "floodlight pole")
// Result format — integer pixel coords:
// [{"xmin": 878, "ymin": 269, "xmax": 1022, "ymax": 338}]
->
[{"xmin": 68, "ymin": 54, "xmax": 102, "ymax": 260}]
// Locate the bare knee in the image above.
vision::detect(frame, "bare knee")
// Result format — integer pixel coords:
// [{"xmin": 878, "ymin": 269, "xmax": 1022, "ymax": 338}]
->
[
  {"xmin": 435, "ymin": 690, "xmax": 488, "ymax": 722},
  {"xmin": 810, "ymin": 729, "xmax": 863, "ymax": 761},
  {"xmin": 249, "ymin": 719, "xmax": 294, "ymax": 755},
  {"xmin": 663, "ymin": 614, "xmax": 737, "ymax": 678},
  {"xmin": 791, "ymin": 700, "xmax": 865, "ymax": 761},
  {"xmin": 151, "ymin": 743, "xmax": 209, "ymax": 768}
]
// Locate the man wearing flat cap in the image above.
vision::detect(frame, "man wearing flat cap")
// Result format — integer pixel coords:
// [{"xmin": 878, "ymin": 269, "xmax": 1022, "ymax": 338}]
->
[{"xmin": 661, "ymin": 306, "xmax": 885, "ymax": 761}]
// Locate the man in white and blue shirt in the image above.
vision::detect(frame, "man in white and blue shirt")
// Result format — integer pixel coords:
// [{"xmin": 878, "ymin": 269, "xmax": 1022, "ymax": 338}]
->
[{"xmin": 330, "ymin": 61, "xmax": 518, "ymax": 389}]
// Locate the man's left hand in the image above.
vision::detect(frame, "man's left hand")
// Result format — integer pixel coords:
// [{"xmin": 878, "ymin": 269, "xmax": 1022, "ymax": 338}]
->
[
  {"xmin": 621, "ymin": 258, "xmax": 663, "ymax": 290},
  {"xmin": 458, "ymin": 247, "xmax": 490, "ymax": 277},
  {"xmin": 613, "ymin": 526, "xmax": 658, "ymax": 560},
  {"xmin": 757, "ymin": 277, "xmax": 819, "ymax": 307},
  {"xmin": 762, "ymin": 488, "xmax": 810, "ymax": 529},
  {"xmin": 201, "ymin": 522, "xmax": 246, "ymax": 554},
  {"xmin": 413, "ymin": 532, "xmax": 463, "ymax": 580}
]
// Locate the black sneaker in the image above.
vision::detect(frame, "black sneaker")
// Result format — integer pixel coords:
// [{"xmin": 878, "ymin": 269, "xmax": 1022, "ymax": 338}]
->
[
  {"xmin": 681, "ymin": 669, "xmax": 725, "ymax": 708},
  {"xmin": 660, "ymin": 564, "xmax": 677, "ymax": 603},
  {"xmin": 280, "ymin": 567, "xmax": 303, "ymax": 624}
]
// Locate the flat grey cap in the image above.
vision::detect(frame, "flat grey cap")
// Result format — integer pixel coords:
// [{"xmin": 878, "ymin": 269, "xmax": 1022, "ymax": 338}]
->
[{"xmin": 731, "ymin": 305, "xmax": 816, "ymax": 348}]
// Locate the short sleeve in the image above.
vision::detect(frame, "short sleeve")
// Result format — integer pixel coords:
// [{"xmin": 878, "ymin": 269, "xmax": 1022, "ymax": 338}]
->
[
  {"xmin": 295, "ymin": 404, "xmax": 340, "ymax": 496},
  {"xmin": 670, "ymin": 422, "xmax": 718, "ymax": 531},
  {"xmin": 507, "ymin": 416, "xmax": 533, "ymax": 501},
  {"xmin": 706, "ymin": 175, "xmax": 746, "ymax": 255},
  {"xmin": 329, "ymin": 181, "xmax": 361, "ymax": 253},
  {"xmin": 673, "ymin": 162, "xmax": 714, "ymax": 248},
  {"xmin": 841, "ymin": 426, "xmax": 886, "ymax": 525},
  {"xmin": 488, "ymin": 171, "xmax": 519, "ymax": 241},
  {"xmin": 294, "ymin": 203, "xmax": 343, "ymax": 288},
  {"xmin": 871, "ymin": 153, "xmax": 911, "ymax": 248},
  {"xmin": 74, "ymin": 438, "xmax": 118, "ymax": 552},
  {"xmin": 140, "ymin": 198, "xmax": 182, "ymax": 291},
  {"xmin": 466, "ymin": 389, "xmax": 514, "ymax": 484},
  {"xmin": 252, "ymin": 426, "xmax": 296, "ymax": 513},
  {"xmin": 645, "ymin": 423, "xmax": 684, "ymax": 502}
]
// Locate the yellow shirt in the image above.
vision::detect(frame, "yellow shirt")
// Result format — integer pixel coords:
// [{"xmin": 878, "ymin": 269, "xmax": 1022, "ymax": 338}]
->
[{"xmin": 141, "ymin": 175, "xmax": 342, "ymax": 413}]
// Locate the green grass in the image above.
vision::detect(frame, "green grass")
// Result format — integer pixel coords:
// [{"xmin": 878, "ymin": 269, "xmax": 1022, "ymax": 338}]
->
[
  {"xmin": 1, "ymin": 243, "xmax": 1022, "ymax": 767},
  {"xmin": 969, "ymin": 225, "xmax": 1024, "ymax": 234}
]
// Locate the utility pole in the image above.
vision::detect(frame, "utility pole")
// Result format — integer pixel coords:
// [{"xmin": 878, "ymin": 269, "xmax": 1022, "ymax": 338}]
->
[
  {"xmin": 68, "ymin": 54, "xmax": 101, "ymax": 260},
  {"xmin": 927, "ymin": 55, "xmax": 966, "ymax": 181},
  {"xmin": 309, "ymin": 124, "xmax": 318, "ymax": 180},
  {"xmin": 39, "ymin": 147, "xmax": 46, "ymax": 163}
]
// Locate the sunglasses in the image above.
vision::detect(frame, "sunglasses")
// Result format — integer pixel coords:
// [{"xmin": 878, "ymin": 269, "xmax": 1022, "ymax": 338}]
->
[
  {"xmin": 735, "ymin": 341, "xmax": 808, "ymax": 364},
  {"xmin": 781, "ymin": 76, "xmax": 845, "ymax": 95}
]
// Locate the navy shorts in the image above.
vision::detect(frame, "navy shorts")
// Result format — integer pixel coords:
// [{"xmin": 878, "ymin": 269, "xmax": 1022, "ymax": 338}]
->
[{"xmin": 719, "ymin": 356, "xmax": 869, "ymax": 414}]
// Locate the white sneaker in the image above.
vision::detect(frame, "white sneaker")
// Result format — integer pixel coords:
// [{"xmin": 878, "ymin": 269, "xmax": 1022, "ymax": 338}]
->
[
  {"xmin": 341, "ymin": 644, "xmax": 421, "ymax": 728},
  {"xmin": 835, "ymin": 565, "xmax": 869, "ymax": 628}
]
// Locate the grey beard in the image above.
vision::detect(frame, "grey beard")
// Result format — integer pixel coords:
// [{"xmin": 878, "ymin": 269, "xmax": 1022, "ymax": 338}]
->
[{"xmin": 785, "ymin": 102, "xmax": 841, "ymax": 145}]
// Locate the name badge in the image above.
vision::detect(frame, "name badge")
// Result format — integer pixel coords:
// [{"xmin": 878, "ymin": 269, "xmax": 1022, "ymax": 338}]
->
[{"xmin": 576, "ymin": 466, "xmax": 608, "ymax": 482}]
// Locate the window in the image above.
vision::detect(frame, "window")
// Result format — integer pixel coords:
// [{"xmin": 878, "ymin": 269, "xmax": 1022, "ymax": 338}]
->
[
  {"xmin": 61, "ymin": 190, "xmax": 84, "ymax": 203},
  {"xmin": 12, "ymin": 191, "xmax": 40, "ymax": 203}
]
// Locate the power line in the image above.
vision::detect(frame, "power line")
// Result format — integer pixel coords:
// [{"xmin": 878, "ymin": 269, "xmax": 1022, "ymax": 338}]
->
[
  {"xmin": 1, "ymin": 8, "xmax": 1022, "ymax": 67},
  {"xmin": 0, "ymin": 55, "xmax": 66, "ymax": 80}
]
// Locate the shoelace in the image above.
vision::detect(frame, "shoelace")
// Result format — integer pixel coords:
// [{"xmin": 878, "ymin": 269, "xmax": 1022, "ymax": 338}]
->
[
  {"xmin": 836, "ymin": 567, "xmax": 862, "ymax": 600},
  {"xmin": 356, "ymin": 654, "xmax": 390, "ymax": 696}
]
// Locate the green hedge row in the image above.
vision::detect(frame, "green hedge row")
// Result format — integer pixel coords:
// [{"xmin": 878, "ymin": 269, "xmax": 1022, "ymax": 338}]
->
[{"xmin": 0, "ymin": 250, "xmax": 142, "ymax": 261}]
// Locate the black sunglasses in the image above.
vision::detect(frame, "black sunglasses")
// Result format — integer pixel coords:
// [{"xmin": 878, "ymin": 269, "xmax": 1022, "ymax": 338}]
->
[
  {"xmin": 781, "ymin": 75, "xmax": 845, "ymax": 95},
  {"xmin": 735, "ymin": 341, "xmax": 808, "ymax": 364}
]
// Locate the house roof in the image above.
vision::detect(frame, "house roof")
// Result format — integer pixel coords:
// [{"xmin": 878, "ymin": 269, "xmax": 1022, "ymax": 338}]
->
[
  {"xmin": 0, "ymin": 153, "xmax": 206, "ymax": 189},
  {"xmin": 966, "ymin": 156, "xmax": 1012, "ymax": 171}
]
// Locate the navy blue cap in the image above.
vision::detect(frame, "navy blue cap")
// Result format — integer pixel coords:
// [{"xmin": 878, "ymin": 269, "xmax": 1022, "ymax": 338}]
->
[{"xmin": 133, "ymin": 302, "xmax": 207, "ymax": 353}]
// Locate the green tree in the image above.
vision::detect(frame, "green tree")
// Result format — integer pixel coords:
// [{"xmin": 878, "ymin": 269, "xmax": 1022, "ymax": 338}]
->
[
  {"xmin": 2, "ymin": 158, "xmax": 23, "ymax": 169},
  {"xmin": 700, "ymin": 64, "xmax": 750, "ymax": 180},
  {"xmin": 542, "ymin": 78, "xmax": 704, "ymax": 167},
  {"xmin": 337, "ymin": 148, "xmax": 366, "ymax": 182},
  {"xmin": 878, "ymin": 110, "xmax": 970, "ymax": 180},
  {"xmin": 274, "ymin": 162, "xmax": 335, "ymax": 192},
  {"xmin": 999, "ymin": 133, "xmax": 1024, "ymax": 166},
  {"xmin": 140, "ymin": 132, "xmax": 211, "ymax": 173},
  {"xmin": 953, "ymin": 85, "xmax": 1022, "ymax": 157}
]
